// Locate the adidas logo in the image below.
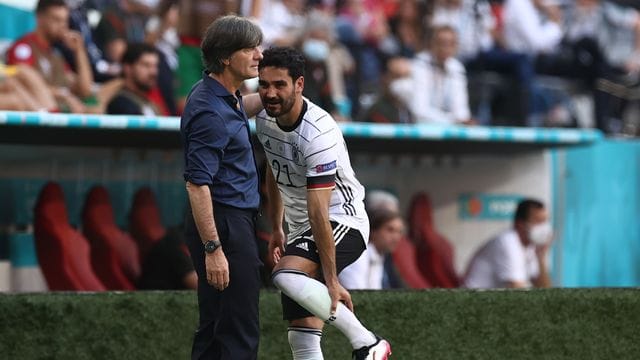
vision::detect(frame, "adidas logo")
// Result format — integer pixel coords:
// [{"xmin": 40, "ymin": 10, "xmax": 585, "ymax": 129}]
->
[
  {"xmin": 295, "ymin": 242, "xmax": 309, "ymax": 252},
  {"xmin": 265, "ymin": 139, "xmax": 271, "ymax": 149}
]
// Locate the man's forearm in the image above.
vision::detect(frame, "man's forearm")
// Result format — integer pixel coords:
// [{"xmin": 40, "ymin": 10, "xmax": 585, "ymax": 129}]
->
[
  {"xmin": 243, "ymin": 93, "xmax": 264, "ymax": 118},
  {"xmin": 74, "ymin": 47, "xmax": 94, "ymax": 98},
  {"xmin": 266, "ymin": 165, "xmax": 284, "ymax": 231},
  {"xmin": 186, "ymin": 181, "xmax": 219, "ymax": 244},
  {"xmin": 307, "ymin": 189, "xmax": 338, "ymax": 284},
  {"xmin": 310, "ymin": 213, "xmax": 338, "ymax": 284},
  {"xmin": 534, "ymin": 258, "xmax": 552, "ymax": 288}
]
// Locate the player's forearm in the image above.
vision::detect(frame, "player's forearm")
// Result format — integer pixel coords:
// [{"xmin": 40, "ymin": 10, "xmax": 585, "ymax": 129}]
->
[
  {"xmin": 310, "ymin": 213, "xmax": 338, "ymax": 284},
  {"xmin": 307, "ymin": 191, "xmax": 338, "ymax": 283},
  {"xmin": 243, "ymin": 93, "xmax": 264, "ymax": 118},
  {"xmin": 186, "ymin": 181, "xmax": 219, "ymax": 244}
]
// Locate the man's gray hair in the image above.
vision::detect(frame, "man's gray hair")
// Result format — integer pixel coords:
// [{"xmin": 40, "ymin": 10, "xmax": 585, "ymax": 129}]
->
[
  {"xmin": 365, "ymin": 190, "xmax": 400, "ymax": 214},
  {"xmin": 201, "ymin": 15, "xmax": 263, "ymax": 74}
]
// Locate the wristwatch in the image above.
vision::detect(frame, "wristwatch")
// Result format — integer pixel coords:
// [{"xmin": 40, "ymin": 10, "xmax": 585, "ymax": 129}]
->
[{"xmin": 204, "ymin": 239, "xmax": 222, "ymax": 254}]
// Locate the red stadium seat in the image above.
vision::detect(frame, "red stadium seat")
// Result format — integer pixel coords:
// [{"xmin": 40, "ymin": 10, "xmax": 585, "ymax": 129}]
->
[
  {"xmin": 82, "ymin": 186, "xmax": 141, "ymax": 290},
  {"xmin": 391, "ymin": 236, "xmax": 432, "ymax": 289},
  {"xmin": 129, "ymin": 187, "xmax": 167, "ymax": 263},
  {"xmin": 409, "ymin": 193, "xmax": 460, "ymax": 288},
  {"xmin": 34, "ymin": 182, "xmax": 106, "ymax": 291}
]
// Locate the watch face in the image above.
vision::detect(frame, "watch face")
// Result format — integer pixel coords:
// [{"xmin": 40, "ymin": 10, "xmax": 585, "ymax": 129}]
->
[{"xmin": 204, "ymin": 241, "xmax": 216, "ymax": 253}]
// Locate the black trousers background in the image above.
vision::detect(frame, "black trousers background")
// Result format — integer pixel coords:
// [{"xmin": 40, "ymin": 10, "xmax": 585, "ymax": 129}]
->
[{"xmin": 185, "ymin": 203, "xmax": 262, "ymax": 360}]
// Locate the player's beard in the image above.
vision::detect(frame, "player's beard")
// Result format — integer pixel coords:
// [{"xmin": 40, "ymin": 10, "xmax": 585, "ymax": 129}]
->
[{"xmin": 264, "ymin": 93, "xmax": 296, "ymax": 117}]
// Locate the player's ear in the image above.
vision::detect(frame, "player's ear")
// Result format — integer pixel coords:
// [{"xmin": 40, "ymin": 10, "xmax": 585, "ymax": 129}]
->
[{"xmin": 295, "ymin": 76, "xmax": 304, "ymax": 93}]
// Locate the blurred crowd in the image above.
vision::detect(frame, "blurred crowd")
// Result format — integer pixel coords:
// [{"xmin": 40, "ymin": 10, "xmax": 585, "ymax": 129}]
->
[{"xmin": 1, "ymin": 0, "xmax": 640, "ymax": 135}]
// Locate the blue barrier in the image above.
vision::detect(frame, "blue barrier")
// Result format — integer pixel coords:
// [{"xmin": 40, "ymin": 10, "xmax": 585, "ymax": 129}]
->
[{"xmin": 0, "ymin": 111, "xmax": 603, "ymax": 144}]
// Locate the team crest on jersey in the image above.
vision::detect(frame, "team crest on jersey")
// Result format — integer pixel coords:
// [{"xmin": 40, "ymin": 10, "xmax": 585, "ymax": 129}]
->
[
  {"xmin": 315, "ymin": 160, "xmax": 337, "ymax": 173},
  {"xmin": 292, "ymin": 144, "xmax": 300, "ymax": 162}
]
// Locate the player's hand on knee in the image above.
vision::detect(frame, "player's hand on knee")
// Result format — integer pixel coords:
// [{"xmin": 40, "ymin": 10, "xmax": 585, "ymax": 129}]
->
[
  {"xmin": 205, "ymin": 249, "xmax": 229, "ymax": 290},
  {"xmin": 327, "ymin": 281, "xmax": 354, "ymax": 314},
  {"xmin": 269, "ymin": 229, "xmax": 286, "ymax": 264}
]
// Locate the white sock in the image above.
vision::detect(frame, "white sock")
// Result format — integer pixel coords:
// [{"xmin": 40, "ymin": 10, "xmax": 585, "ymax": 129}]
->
[
  {"xmin": 288, "ymin": 327, "xmax": 324, "ymax": 360},
  {"xmin": 273, "ymin": 270, "xmax": 377, "ymax": 349}
]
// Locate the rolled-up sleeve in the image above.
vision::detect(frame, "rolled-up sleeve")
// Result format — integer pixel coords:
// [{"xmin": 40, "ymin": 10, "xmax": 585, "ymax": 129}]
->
[{"xmin": 183, "ymin": 112, "xmax": 228, "ymax": 185}]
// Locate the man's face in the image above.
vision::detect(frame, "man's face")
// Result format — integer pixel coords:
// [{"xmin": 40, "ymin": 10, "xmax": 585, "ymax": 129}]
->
[
  {"xmin": 521, "ymin": 207, "xmax": 549, "ymax": 244},
  {"xmin": 431, "ymin": 29, "xmax": 458, "ymax": 65},
  {"xmin": 228, "ymin": 46, "xmax": 263, "ymax": 80},
  {"xmin": 38, "ymin": 6, "xmax": 70, "ymax": 43},
  {"xmin": 372, "ymin": 217, "xmax": 405, "ymax": 254},
  {"xmin": 127, "ymin": 53, "xmax": 159, "ymax": 92},
  {"xmin": 258, "ymin": 66, "xmax": 303, "ymax": 117}
]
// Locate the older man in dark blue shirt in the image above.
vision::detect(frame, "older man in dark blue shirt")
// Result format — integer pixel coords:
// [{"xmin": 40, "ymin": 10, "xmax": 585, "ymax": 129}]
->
[{"xmin": 180, "ymin": 15, "xmax": 264, "ymax": 360}]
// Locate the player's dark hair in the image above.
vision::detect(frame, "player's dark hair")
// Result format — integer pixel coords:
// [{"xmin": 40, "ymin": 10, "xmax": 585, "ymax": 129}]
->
[
  {"xmin": 201, "ymin": 15, "xmax": 263, "ymax": 74},
  {"xmin": 36, "ymin": 0, "xmax": 67, "ymax": 14},
  {"xmin": 121, "ymin": 43, "xmax": 158, "ymax": 65},
  {"xmin": 259, "ymin": 47, "xmax": 305, "ymax": 81},
  {"xmin": 514, "ymin": 199, "xmax": 544, "ymax": 223},
  {"xmin": 369, "ymin": 208, "xmax": 402, "ymax": 232}
]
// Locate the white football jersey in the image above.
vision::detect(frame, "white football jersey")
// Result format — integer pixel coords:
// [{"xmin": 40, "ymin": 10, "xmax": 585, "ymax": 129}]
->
[{"xmin": 256, "ymin": 99, "xmax": 369, "ymax": 243}]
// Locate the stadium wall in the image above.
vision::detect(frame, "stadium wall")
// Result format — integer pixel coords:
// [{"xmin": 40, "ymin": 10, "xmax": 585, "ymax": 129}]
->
[
  {"xmin": 552, "ymin": 140, "xmax": 640, "ymax": 286},
  {"xmin": 1, "ymin": 290, "xmax": 639, "ymax": 359}
]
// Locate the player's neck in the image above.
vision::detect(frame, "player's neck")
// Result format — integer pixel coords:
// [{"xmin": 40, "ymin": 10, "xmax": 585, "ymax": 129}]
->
[{"xmin": 276, "ymin": 98, "xmax": 304, "ymax": 127}]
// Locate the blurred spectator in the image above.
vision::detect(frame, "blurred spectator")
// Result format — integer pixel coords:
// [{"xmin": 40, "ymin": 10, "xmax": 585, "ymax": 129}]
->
[
  {"xmin": 0, "ymin": 64, "xmax": 57, "ymax": 111},
  {"xmin": 107, "ymin": 43, "xmax": 163, "ymax": 115},
  {"xmin": 360, "ymin": 56, "xmax": 412, "ymax": 123},
  {"xmin": 386, "ymin": 0, "xmax": 433, "ymax": 58},
  {"xmin": 503, "ymin": 0, "xmax": 563, "ymax": 55},
  {"xmin": 137, "ymin": 226, "xmax": 198, "ymax": 290},
  {"xmin": 145, "ymin": 0, "xmax": 180, "ymax": 115},
  {"xmin": 463, "ymin": 198, "xmax": 553, "ymax": 289},
  {"xmin": 564, "ymin": 0, "xmax": 640, "ymax": 134},
  {"xmin": 390, "ymin": 25, "xmax": 473, "ymax": 124},
  {"xmin": 174, "ymin": 0, "xmax": 240, "ymax": 112},
  {"xmin": 255, "ymin": 0, "xmax": 307, "ymax": 47},
  {"xmin": 6, "ymin": 0, "xmax": 94, "ymax": 109},
  {"xmin": 339, "ymin": 208, "xmax": 405, "ymax": 289},
  {"xmin": 93, "ymin": 0, "xmax": 149, "ymax": 52},
  {"xmin": 408, "ymin": 192, "xmax": 459, "ymax": 288},
  {"xmin": 336, "ymin": 0, "xmax": 391, "ymax": 116},
  {"xmin": 365, "ymin": 189, "xmax": 400, "ymax": 213},
  {"xmin": 299, "ymin": 9, "xmax": 354, "ymax": 120},
  {"xmin": 66, "ymin": 0, "xmax": 122, "ymax": 82},
  {"xmin": 432, "ymin": 0, "xmax": 495, "ymax": 62}
]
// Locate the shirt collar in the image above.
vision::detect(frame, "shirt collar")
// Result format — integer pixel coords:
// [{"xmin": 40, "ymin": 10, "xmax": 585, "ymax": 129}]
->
[
  {"xmin": 27, "ymin": 32, "xmax": 51, "ymax": 52},
  {"xmin": 276, "ymin": 99, "xmax": 307, "ymax": 132},
  {"xmin": 202, "ymin": 71, "xmax": 243, "ymax": 109}
]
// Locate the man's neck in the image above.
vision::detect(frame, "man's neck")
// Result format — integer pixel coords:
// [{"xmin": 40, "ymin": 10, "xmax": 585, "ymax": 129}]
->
[
  {"xmin": 209, "ymin": 71, "xmax": 242, "ymax": 97},
  {"xmin": 33, "ymin": 29, "xmax": 51, "ymax": 48},
  {"xmin": 276, "ymin": 97, "xmax": 304, "ymax": 127},
  {"xmin": 124, "ymin": 80, "xmax": 148, "ymax": 98}
]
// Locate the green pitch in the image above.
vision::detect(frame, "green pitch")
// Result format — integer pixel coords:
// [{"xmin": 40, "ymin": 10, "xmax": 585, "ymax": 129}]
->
[{"xmin": 1, "ymin": 289, "xmax": 639, "ymax": 359}]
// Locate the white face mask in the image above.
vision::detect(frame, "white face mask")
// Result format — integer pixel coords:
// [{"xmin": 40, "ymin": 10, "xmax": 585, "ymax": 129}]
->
[
  {"xmin": 302, "ymin": 39, "xmax": 330, "ymax": 62},
  {"xmin": 528, "ymin": 222, "xmax": 553, "ymax": 246}
]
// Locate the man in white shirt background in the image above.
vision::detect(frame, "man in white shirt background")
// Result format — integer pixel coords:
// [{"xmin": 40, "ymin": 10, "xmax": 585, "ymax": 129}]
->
[
  {"xmin": 390, "ymin": 25, "xmax": 474, "ymax": 125},
  {"xmin": 463, "ymin": 199, "xmax": 553, "ymax": 289}
]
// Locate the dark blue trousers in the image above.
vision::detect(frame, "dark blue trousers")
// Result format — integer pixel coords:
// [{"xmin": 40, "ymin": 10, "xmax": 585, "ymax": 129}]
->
[{"xmin": 185, "ymin": 203, "xmax": 262, "ymax": 360}]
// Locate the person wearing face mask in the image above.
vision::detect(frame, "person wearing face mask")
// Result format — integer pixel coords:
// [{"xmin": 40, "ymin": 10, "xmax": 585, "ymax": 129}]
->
[{"xmin": 463, "ymin": 199, "xmax": 553, "ymax": 289}]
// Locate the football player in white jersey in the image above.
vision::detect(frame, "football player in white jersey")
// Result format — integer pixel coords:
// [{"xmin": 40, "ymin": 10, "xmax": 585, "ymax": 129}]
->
[{"xmin": 256, "ymin": 47, "xmax": 392, "ymax": 360}]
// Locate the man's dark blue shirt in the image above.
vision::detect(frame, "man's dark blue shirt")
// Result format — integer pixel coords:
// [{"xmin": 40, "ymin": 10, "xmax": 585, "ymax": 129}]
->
[{"xmin": 181, "ymin": 72, "xmax": 260, "ymax": 210}]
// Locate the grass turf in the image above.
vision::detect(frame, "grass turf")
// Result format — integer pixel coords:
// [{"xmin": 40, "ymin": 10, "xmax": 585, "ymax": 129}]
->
[{"xmin": 1, "ymin": 289, "xmax": 639, "ymax": 359}]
